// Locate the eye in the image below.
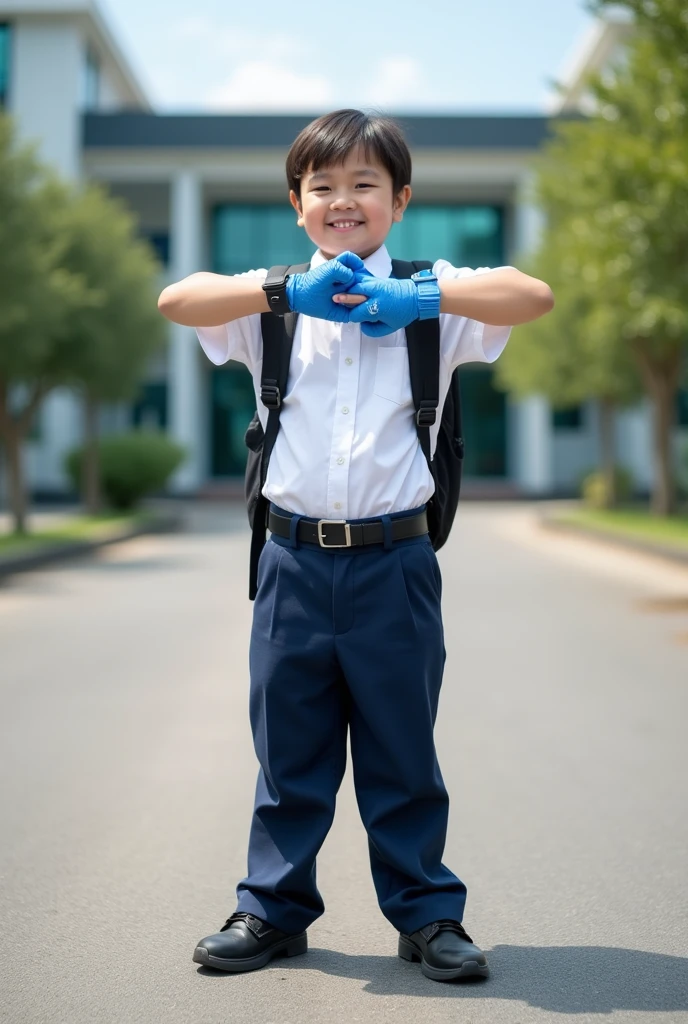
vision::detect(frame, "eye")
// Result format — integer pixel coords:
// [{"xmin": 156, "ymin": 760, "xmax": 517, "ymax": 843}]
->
[
  {"xmin": 311, "ymin": 186, "xmax": 330, "ymax": 192},
  {"xmin": 356, "ymin": 183, "xmax": 374, "ymax": 189}
]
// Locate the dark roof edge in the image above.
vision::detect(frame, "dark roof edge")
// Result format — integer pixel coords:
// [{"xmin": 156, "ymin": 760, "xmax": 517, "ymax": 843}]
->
[{"xmin": 83, "ymin": 113, "xmax": 582, "ymax": 150}]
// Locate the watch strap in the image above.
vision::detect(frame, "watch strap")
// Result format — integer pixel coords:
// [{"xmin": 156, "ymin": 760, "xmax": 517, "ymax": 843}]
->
[
  {"xmin": 411, "ymin": 269, "xmax": 441, "ymax": 320},
  {"xmin": 415, "ymin": 279, "xmax": 441, "ymax": 320},
  {"xmin": 262, "ymin": 265, "xmax": 292, "ymax": 317}
]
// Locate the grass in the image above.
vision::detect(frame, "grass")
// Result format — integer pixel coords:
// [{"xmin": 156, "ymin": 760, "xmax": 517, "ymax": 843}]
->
[
  {"xmin": 550, "ymin": 506, "xmax": 688, "ymax": 552},
  {"xmin": 0, "ymin": 510, "xmax": 154, "ymax": 558}
]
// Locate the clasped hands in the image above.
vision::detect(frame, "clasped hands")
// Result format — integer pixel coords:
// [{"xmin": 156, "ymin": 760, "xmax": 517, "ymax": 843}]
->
[{"xmin": 284, "ymin": 251, "xmax": 422, "ymax": 338}]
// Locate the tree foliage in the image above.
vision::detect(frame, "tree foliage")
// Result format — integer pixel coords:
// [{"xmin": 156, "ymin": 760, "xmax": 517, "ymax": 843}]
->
[
  {"xmin": 498, "ymin": 0, "xmax": 688, "ymax": 514},
  {"xmin": 0, "ymin": 113, "xmax": 166, "ymax": 529},
  {"xmin": 48, "ymin": 184, "xmax": 164, "ymax": 402},
  {"xmin": 48, "ymin": 184, "xmax": 166, "ymax": 512}
]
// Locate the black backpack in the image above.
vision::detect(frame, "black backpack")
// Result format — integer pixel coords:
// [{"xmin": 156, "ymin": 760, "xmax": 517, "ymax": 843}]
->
[{"xmin": 244, "ymin": 259, "xmax": 464, "ymax": 600}]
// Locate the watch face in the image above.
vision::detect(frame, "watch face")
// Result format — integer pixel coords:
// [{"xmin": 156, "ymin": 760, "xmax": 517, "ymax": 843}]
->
[{"xmin": 412, "ymin": 269, "xmax": 437, "ymax": 282}]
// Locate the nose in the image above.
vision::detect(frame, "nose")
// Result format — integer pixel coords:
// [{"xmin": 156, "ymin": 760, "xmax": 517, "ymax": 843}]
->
[{"xmin": 330, "ymin": 192, "xmax": 357, "ymax": 210}]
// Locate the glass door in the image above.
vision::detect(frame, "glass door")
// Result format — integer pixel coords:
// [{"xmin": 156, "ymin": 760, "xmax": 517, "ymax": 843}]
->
[
  {"xmin": 459, "ymin": 366, "xmax": 507, "ymax": 477},
  {"xmin": 210, "ymin": 365, "xmax": 256, "ymax": 477}
]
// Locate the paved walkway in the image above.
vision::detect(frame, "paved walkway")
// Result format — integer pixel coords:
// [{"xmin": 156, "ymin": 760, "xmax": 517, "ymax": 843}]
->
[{"xmin": 1, "ymin": 503, "xmax": 687, "ymax": 1024}]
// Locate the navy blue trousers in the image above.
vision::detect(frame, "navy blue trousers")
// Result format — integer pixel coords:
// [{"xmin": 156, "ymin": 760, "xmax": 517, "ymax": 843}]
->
[{"xmin": 235, "ymin": 504, "xmax": 467, "ymax": 935}]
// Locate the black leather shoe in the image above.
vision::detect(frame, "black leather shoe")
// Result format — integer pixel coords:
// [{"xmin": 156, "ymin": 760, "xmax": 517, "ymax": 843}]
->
[
  {"xmin": 192, "ymin": 911, "xmax": 307, "ymax": 972},
  {"xmin": 399, "ymin": 919, "xmax": 489, "ymax": 981}
]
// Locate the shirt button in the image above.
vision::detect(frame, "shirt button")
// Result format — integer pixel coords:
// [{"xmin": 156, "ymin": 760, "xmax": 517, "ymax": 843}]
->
[
  {"xmin": 334, "ymin": 502, "xmax": 342, "ymax": 510},
  {"xmin": 345, "ymin": 357, "xmax": 353, "ymax": 365},
  {"xmin": 337, "ymin": 456, "xmax": 345, "ymax": 465},
  {"xmin": 341, "ymin": 406, "xmax": 349, "ymax": 414}
]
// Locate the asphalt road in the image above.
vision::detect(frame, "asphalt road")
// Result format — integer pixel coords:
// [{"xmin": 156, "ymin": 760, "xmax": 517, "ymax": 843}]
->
[{"xmin": 1, "ymin": 503, "xmax": 687, "ymax": 1024}]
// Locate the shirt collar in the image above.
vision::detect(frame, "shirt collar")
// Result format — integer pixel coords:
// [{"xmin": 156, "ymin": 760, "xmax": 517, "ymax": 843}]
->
[{"xmin": 310, "ymin": 243, "xmax": 392, "ymax": 278}]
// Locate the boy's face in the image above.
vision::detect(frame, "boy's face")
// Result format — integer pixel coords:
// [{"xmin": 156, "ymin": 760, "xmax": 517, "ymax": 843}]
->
[{"xmin": 289, "ymin": 146, "xmax": 412, "ymax": 261}]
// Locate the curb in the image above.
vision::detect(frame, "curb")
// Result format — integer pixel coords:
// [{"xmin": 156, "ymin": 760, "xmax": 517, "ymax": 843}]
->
[
  {"xmin": 540, "ymin": 515, "xmax": 688, "ymax": 568},
  {"xmin": 0, "ymin": 514, "xmax": 184, "ymax": 580}
]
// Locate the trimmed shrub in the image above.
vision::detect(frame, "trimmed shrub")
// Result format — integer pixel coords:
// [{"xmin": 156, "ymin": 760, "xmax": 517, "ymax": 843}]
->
[
  {"xmin": 581, "ymin": 467, "xmax": 634, "ymax": 509},
  {"xmin": 65, "ymin": 431, "xmax": 186, "ymax": 510}
]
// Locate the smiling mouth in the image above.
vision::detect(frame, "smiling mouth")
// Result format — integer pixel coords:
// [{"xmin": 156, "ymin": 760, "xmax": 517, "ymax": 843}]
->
[{"xmin": 328, "ymin": 220, "xmax": 363, "ymax": 229}]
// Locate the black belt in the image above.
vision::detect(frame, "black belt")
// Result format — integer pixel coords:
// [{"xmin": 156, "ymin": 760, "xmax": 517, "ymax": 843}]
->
[{"xmin": 268, "ymin": 508, "xmax": 429, "ymax": 549}]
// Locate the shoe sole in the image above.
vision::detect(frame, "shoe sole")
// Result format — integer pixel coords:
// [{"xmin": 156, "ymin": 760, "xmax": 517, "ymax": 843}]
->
[
  {"xmin": 398, "ymin": 935, "xmax": 490, "ymax": 982},
  {"xmin": 192, "ymin": 932, "xmax": 307, "ymax": 973}
]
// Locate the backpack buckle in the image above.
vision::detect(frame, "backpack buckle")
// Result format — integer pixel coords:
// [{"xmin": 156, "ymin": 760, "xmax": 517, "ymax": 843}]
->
[
  {"xmin": 416, "ymin": 401, "xmax": 437, "ymax": 427},
  {"xmin": 260, "ymin": 383, "xmax": 281, "ymax": 409}
]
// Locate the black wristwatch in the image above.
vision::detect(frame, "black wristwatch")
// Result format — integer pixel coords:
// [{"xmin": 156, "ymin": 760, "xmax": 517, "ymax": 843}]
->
[{"xmin": 262, "ymin": 265, "xmax": 292, "ymax": 317}]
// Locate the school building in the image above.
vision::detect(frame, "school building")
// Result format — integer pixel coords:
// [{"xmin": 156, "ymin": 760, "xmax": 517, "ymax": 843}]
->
[{"xmin": 1, "ymin": 1, "xmax": 684, "ymax": 500}]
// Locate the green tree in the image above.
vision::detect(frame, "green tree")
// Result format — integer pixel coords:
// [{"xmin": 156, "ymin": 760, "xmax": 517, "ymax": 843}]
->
[
  {"xmin": 496, "ymin": 236, "xmax": 641, "ymax": 505},
  {"xmin": 0, "ymin": 113, "xmax": 167, "ymax": 529},
  {"xmin": 500, "ymin": 0, "xmax": 688, "ymax": 514},
  {"xmin": 49, "ymin": 184, "xmax": 166, "ymax": 513},
  {"xmin": 0, "ymin": 117, "xmax": 91, "ymax": 532}
]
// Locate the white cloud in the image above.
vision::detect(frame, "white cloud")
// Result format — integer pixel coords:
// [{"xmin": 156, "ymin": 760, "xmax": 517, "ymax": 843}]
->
[
  {"xmin": 168, "ymin": 18, "xmax": 304, "ymax": 60},
  {"xmin": 364, "ymin": 56, "xmax": 424, "ymax": 108},
  {"xmin": 215, "ymin": 30, "xmax": 304, "ymax": 62},
  {"xmin": 162, "ymin": 20, "xmax": 428, "ymax": 113},
  {"xmin": 205, "ymin": 60, "xmax": 334, "ymax": 111}
]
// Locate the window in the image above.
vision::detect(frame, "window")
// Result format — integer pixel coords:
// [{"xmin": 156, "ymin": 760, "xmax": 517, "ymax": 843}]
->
[
  {"xmin": 131, "ymin": 382, "xmax": 167, "ymax": 431},
  {"xmin": 678, "ymin": 388, "xmax": 688, "ymax": 428},
  {"xmin": 81, "ymin": 46, "xmax": 100, "ymax": 110},
  {"xmin": 0, "ymin": 23, "xmax": 11, "ymax": 108},
  {"xmin": 387, "ymin": 205, "xmax": 505, "ymax": 268},
  {"xmin": 552, "ymin": 406, "xmax": 583, "ymax": 429},
  {"xmin": 211, "ymin": 204, "xmax": 506, "ymax": 275},
  {"xmin": 143, "ymin": 232, "xmax": 170, "ymax": 267},
  {"xmin": 28, "ymin": 407, "xmax": 42, "ymax": 443},
  {"xmin": 212, "ymin": 205, "xmax": 313, "ymax": 275}
]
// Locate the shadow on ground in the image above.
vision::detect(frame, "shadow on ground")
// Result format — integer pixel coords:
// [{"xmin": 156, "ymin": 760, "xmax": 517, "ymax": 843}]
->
[{"xmin": 197, "ymin": 944, "xmax": 688, "ymax": 1014}]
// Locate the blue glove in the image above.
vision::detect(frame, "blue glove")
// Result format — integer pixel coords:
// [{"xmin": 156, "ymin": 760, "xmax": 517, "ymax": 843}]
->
[
  {"xmin": 285, "ymin": 252, "xmax": 366, "ymax": 322},
  {"xmin": 346, "ymin": 275, "xmax": 420, "ymax": 337}
]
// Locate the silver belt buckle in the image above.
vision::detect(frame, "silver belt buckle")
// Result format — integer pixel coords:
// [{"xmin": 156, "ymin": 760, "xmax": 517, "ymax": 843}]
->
[{"xmin": 317, "ymin": 519, "xmax": 352, "ymax": 548}]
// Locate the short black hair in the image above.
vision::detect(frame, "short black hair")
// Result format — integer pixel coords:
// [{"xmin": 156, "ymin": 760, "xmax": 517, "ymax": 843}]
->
[{"xmin": 286, "ymin": 109, "xmax": 412, "ymax": 199}]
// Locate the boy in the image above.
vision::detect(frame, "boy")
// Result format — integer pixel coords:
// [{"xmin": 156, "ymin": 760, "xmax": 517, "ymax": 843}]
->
[{"xmin": 158, "ymin": 108, "xmax": 554, "ymax": 983}]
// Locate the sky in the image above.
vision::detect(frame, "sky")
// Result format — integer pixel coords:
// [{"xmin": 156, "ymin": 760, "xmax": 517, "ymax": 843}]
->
[{"xmin": 100, "ymin": 0, "xmax": 600, "ymax": 114}]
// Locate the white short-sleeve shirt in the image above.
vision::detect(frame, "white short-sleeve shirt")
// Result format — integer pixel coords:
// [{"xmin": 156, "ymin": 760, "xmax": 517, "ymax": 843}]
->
[{"xmin": 196, "ymin": 243, "xmax": 512, "ymax": 520}]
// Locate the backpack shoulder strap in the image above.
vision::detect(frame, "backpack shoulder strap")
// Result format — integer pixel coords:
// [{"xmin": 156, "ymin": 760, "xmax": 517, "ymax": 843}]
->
[
  {"xmin": 258, "ymin": 261, "xmax": 310, "ymax": 481},
  {"xmin": 258, "ymin": 310, "xmax": 295, "ymax": 481},
  {"xmin": 249, "ymin": 261, "xmax": 309, "ymax": 599},
  {"xmin": 390, "ymin": 259, "xmax": 439, "ymax": 471}
]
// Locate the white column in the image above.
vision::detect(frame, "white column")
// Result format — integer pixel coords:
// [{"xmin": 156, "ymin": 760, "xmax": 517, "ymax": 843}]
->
[
  {"xmin": 512, "ymin": 171, "xmax": 553, "ymax": 494},
  {"xmin": 168, "ymin": 170, "xmax": 204, "ymax": 493},
  {"xmin": 515, "ymin": 395, "xmax": 553, "ymax": 494},
  {"xmin": 513, "ymin": 171, "xmax": 546, "ymax": 259}
]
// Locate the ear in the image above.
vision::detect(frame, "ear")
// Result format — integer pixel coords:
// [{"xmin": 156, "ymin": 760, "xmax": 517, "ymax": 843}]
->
[
  {"xmin": 289, "ymin": 190, "xmax": 305, "ymax": 228},
  {"xmin": 392, "ymin": 185, "xmax": 412, "ymax": 224}
]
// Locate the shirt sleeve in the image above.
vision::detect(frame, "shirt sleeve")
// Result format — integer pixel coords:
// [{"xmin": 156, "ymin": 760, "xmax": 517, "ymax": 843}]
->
[
  {"xmin": 433, "ymin": 260, "xmax": 514, "ymax": 371},
  {"xmin": 194, "ymin": 268, "xmax": 268, "ymax": 370}
]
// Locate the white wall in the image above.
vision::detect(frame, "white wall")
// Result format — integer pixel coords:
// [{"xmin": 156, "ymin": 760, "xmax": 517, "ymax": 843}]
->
[
  {"xmin": 10, "ymin": 19, "xmax": 82, "ymax": 178},
  {"xmin": 25, "ymin": 388, "xmax": 82, "ymax": 494},
  {"xmin": 551, "ymin": 402, "xmax": 596, "ymax": 492},
  {"xmin": 616, "ymin": 401, "xmax": 653, "ymax": 492},
  {"xmin": 8, "ymin": 20, "xmax": 85, "ymax": 494}
]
